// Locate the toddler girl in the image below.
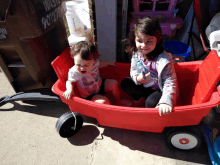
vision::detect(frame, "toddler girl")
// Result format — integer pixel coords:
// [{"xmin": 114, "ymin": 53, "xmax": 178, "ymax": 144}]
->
[
  {"xmin": 121, "ymin": 16, "xmax": 178, "ymax": 116},
  {"xmin": 63, "ymin": 41, "xmax": 130, "ymax": 105}
]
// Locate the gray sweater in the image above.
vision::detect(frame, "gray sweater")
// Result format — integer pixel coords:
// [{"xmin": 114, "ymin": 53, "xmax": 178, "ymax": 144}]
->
[{"xmin": 130, "ymin": 51, "xmax": 178, "ymax": 107}]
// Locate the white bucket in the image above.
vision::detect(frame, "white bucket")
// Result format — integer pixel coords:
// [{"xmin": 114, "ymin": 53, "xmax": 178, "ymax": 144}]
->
[
  {"xmin": 68, "ymin": 34, "xmax": 88, "ymax": 46},
  {"xmin": 65, "ymin": 0, "xmax": 91, "ymax": 37}
]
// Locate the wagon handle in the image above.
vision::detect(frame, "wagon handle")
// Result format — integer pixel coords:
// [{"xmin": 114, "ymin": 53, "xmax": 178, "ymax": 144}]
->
[
  {"xmin": 0, "ymin": 88, "xmax": 62, "ymax": 107},
  {"xmin": 0, "ymin": 96, "xmax": 10, "ymax": 107}
]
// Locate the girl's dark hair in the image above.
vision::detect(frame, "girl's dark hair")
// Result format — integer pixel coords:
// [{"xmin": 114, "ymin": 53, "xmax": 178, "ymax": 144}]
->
[
  {"xmin": 70, "ymin": 41, "xmax": 100, "ymax": 60},
  {"xmin": 125, "ymin": 16, "xmax": 164, "ymax": 61}
]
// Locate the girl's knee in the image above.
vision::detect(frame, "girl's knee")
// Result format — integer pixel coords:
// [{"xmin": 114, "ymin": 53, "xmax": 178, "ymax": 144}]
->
[{"xmin": 120, "ymin": 77, "xmax": 134, "ymax": 90}]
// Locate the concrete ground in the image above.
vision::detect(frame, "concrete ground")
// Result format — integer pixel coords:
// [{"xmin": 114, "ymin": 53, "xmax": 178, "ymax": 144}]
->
[{"xmin": 0, "ymin": 71, "xmax": 216, "ymax": 165}]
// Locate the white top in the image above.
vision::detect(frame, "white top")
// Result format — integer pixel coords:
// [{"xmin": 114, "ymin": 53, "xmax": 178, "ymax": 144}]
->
[{"xmin": 68, "ymin": 60, "xmax": 102, "ymax": 98}]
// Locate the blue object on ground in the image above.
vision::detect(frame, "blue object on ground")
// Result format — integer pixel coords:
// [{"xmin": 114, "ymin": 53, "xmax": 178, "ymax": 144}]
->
[
  {"xmin": 199, "ymin": 122, "xmax": 220, "ymax": 165},
  {"xmin": 164, "ymin": 40, "xmax": 191, "ymax": 61},
  {"xmin": 214, "ymin": 137, "xmax": 220, "ymax": 158}
]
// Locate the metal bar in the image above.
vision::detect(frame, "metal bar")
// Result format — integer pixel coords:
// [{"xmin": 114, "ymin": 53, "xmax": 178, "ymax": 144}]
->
[
  {"xmin": 120, "ymin": 0, "xmax": 128, "ymax": 62},
  {"xmin": 8, "ymin": 63, "xmax": 25, "ymax": 67},
  {"xmin": 0, "ymin": 88, "xmax": 62, "ymax": 107}
]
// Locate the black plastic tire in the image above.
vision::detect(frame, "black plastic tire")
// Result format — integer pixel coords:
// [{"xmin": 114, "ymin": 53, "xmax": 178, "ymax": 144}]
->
[
  {"xmin": 167, "ymin": 126, "xmax": 202, "ymax": 150},
  {"xmin": 56, "ymin": 111, "xmax": 83, "ymax": 138}
]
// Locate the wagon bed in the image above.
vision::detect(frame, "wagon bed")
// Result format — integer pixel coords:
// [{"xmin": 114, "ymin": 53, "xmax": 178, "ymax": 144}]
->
[{"xmin": 51, "ymin": 48, "xmax": 220, "ymax": 133}]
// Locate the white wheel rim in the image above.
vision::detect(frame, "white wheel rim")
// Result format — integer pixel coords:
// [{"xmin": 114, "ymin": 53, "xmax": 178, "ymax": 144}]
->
[{"xmin": 171, "ymin": 133, "xmax": 198, "ymax": 150}]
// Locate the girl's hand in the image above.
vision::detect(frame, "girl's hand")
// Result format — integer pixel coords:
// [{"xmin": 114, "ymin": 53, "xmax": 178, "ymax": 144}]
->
[
  {"xmin": 137, "ymin": 72, "xmax": 151, "ymax": 84},
  {"xmin": 156, "ymin": 104, "xmax": 172, "ymax": 116},
  {"xmin": 63, "ymin": 90, "xmax": 73, "ymax": 100}
]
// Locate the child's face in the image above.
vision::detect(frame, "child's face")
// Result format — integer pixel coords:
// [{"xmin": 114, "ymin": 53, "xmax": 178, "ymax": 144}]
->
[
  {"xmin": 73, "ymin": 53, "xmax": 95, "ymax": 75},
  {"xmin": 135, "ymin": 32, "xmax": 157, "ymax": 56}
]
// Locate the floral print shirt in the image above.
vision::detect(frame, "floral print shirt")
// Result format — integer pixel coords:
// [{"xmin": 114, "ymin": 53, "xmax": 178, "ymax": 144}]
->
[{"xmin": 68, "ymin": 60, "xmax": 102, "ymax": 98}]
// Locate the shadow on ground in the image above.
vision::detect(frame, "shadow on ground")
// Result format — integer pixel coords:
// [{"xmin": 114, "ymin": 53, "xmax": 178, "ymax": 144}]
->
[
  {"xmin": 0, "ymin": 101, "xmax": 216, "ymax": 165},
  {"xmin": 101, "ymin": 125, "xmax": 211, "ymax": 164}
]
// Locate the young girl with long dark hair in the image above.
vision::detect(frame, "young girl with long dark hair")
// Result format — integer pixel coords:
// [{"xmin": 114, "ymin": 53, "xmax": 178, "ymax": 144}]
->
[{"xmin": 121, "ymin": 16, "xmax": 178, "ymax": 116}]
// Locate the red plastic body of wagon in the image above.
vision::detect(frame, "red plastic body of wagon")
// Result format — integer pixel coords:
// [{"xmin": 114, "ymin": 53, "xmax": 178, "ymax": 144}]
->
[{"xmin": 51, "ymin": 48, "xmax": 220, "ymax": 133}]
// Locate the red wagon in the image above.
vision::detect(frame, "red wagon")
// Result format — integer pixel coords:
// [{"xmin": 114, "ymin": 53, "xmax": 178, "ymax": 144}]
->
[{"xmin": 52, "ymin": 48, "xmax": 220, "ymax": 150}]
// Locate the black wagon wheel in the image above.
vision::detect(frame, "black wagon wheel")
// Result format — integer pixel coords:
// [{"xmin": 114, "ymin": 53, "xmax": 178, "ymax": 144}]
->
[
  {"xmin": 56, "ymin": 111, "xmax": 83, "ymax": 138},
  {"xmin": 167, "ymin": 126, "xmax": 202, "ymax": 150}
]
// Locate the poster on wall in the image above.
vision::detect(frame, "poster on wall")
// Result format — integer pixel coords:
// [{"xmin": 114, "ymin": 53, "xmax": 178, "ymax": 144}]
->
[{"xmin": 32, "ymin": 0, "xmax": 65, "ymax": 31}]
